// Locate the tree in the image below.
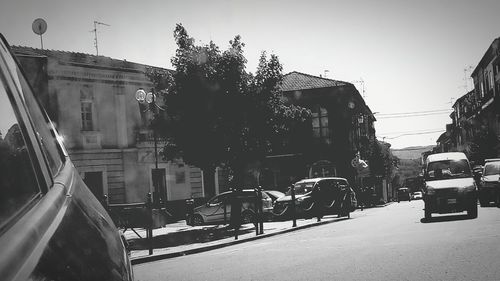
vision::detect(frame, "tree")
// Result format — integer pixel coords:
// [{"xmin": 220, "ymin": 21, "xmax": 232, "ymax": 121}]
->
[{"xmin": 147, "ymin": 24, "xmax": 309, "ymax": 198}]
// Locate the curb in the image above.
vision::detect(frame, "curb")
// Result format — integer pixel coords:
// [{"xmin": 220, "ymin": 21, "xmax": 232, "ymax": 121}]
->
[{"xmin": 131, "ymin": 216, "xmax": 349, "ymax": 265}]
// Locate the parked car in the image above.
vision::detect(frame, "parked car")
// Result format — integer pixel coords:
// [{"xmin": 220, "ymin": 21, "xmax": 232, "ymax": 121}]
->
[
  {"xmin": 263, "ymin": 190, "xmax": 285, "ymax": 203},
  {"xmin": 0, "ymin": 34, "xmax": 133, "ymax": 281},
  {"xmin": 411, "ymin": 191, "xmax": 423, "ymax": 200},
  {"xmin": 423, "ymin": 152, "xmax": 477, "ymax": 220},
  {"xmin": 272, "ymin": 177, "xmax": 352, "ymax": 219},
  {"xmin": 397, "ymin": 187, "xmax": 411, "ymax": 202},
  {"xmin": 479, "ymin": 159, "xmax": 500, "ymax": 207},
  {"xmin": 186, "ymin": 189, "xmax": 273, "ymax": 226}
]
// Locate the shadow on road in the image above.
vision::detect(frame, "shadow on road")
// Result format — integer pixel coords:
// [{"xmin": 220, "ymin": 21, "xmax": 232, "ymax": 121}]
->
[{"xmin": 420, "ymin": 214, "xmax": 475, "ymax": 223}]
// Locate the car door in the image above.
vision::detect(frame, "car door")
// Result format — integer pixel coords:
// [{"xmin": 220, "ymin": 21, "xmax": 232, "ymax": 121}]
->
[
  {"xmin": 202, "ymin": 193, "xmax": 229, "ymax": 223},
  {"xmin": 0, "ymin": 35, "xmax": 132, "ymax": 281}
]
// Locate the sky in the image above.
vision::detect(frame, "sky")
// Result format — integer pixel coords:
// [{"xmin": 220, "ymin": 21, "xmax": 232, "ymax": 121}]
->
[{"xmin": 1, "ymin": 0, "xmax": 499, "ymax": 149}]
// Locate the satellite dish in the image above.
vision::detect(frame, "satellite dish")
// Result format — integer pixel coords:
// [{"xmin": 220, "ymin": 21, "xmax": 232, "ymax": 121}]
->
[
  {"xmin": 32, "ymin": 18, "xmax": 47, "ymax": 49},
  {"xmin": 32, "ymin": 18, "xmax": 47, "ymax": 35}
]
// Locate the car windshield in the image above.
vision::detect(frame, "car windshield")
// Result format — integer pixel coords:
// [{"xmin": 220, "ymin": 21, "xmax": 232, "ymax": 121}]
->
[
  {"xmin": 484, "ymin": 162, "xmax": 500, "ymax": 176},
  {"xmin": 287, "ymin": 182, "xmax": 315, "ymax": 196},
  {"xmin": 426, "ymin": 159, "xmax": 472, "ymax": 180}
]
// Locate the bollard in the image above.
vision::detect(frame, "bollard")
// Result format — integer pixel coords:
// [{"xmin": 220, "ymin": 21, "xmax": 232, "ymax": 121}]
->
[
  {"xmin": 185, "ymin": 198, "xmax": 194, "ymax": 225},
  {"xmin": 254, "ymin": 187, "xmax": 260, "ymax": 236},
  {"xmin": 230, "ymin": 188, "xmax": 242, "ymax": 240},
  {"xmin": 146, "ymin": 192, "xmax": 153, "ymax": 255},
  {"xmin": 102, "ymin": 194, "xmax": 109, "ymax": 211},
  {"xmin": 290, "ymin": 185, "xmax": 297, "ymax": 227},
  {"xmin": 223, "ymin": 200, "xmax": 227, "ymax": 225},
  {"xmin": 258, "ymin": 186, "xmax": 264, "ymax": 235}
]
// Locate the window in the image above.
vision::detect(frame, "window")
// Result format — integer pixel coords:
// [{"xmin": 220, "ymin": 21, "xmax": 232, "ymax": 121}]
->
[
  {"xmin": 312, "ymin": 105, "xmax": 330, "ymax": 144},
  {"xmin": 0, "ymin": 77, "xmax": 40, "ymax": 229},
  {"xmin": 81, "ymin": 102, "xmax": 93, "ymax": 131},
  {"xmin": 175, "ymin": 170, "xmax": 186, "ymax": 184},
  {"xmin": 80, "ymin": 86, "xmax": 95, "ymax": 131}
]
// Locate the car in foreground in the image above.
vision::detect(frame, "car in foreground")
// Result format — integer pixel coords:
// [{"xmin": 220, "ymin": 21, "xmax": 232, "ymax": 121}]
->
[
  {"xmin": 423, "ymin": 152, "xmax": 477, "ymax": 220},
  {"xmin": 411, "ymin": 191, "xmax": 423, "ymax": 200},
  {"xmin": 186, "ymin": 189, "xmax": 273, "ymax": 226},
  {"xmin": 478, "ymin": 159, "xmax": 500, "ymax": 207},
  {"xmin": 272, "ymin": 177, "xmax": 352, "ymax": 219},
  {"xmin": 0, "ymin": 34, "xmax": 133, "ymax": 281}
]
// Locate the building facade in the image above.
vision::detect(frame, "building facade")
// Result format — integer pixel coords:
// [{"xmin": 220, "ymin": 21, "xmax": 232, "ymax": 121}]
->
[
  {"xmin": 438, "ymin": 37, "xmax": 500, "ymax": 161},
  {"xmin": 13, "ymin": 47, "xmax": 206, "ymax": 209},
  {"xmin": 255, "ymin": 71, "xmax": 377, "ymax": 192}
]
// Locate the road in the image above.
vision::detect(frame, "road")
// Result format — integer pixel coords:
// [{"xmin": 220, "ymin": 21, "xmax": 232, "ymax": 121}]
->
[{"xmin": 134, "ymin": 201, "xmax": 500, "ymax": 281}]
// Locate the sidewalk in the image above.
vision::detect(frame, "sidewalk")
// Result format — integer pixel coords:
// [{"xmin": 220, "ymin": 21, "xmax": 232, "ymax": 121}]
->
[
  {"xmin": 128, "ymin": 204, "xmax": 391, "ymax": 265},
  {"xmin": 125, "ymin": 215, "xmax": 347, "ymax": 264}
]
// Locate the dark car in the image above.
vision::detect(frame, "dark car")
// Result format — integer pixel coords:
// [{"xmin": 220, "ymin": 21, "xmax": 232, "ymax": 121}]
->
[
  {"xmin": 263, "ymin": 190, "xmax": 285, "ymax": 203},
  {"xmin": 272, "ymin": 177, "xmax": 352, "ymax": 219},
  {"xmin": 397, "ymin": 187, "xmax": 411, "ymax": 202},
  {"xmin": 479, "ymin": 159, "xmax": 500, "ymax": 207},
  {"xmin": 0, "ymin": 34, "xmax": 133, "ymax": 281}
]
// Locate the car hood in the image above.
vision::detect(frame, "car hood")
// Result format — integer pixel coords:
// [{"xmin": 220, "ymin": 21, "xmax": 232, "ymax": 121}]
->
[
  {"xmin": 482, "ymin": 175, "xmax": 499, "ymax": 182},
  {"xmin": 276, "ymin": 194, "xmax": 309, "ymax": 202},
  {"xmin": 426, "ymin": 178, "xmax": 474, "ymax": 189}
]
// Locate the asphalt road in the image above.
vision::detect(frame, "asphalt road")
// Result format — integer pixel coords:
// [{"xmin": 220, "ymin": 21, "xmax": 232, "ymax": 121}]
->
[{"xmin": 134, "ymin": 201, "xmax": 500, "ymax": 281}]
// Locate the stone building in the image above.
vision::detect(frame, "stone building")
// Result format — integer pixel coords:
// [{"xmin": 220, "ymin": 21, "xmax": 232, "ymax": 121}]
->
[
  {"xmin": 440, "ymin": 37, "xmax": 500, "ymax": 161},
  {"xmin": 13, "ymin": 46, "xmax": 206, "ymax": 210},
  {"xmin": 256, "ymin": 71, "xmax": 377, "ymax": 192}
]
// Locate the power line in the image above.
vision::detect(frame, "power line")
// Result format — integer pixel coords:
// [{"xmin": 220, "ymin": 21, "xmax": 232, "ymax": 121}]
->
[
  {"xmin": 376, "ymin": 109, "xmax": 452, "ymax": 116},
  {"xmin": 379, "ymin": 129, "xmax": 445, "ymax": 140},
  {"xmin": 378, "ymin": 128, "xmax": 444, "ymax": 135},
  {"xmin": 377, "ymin": 111, "xmax": 452, "ymax": 119}
]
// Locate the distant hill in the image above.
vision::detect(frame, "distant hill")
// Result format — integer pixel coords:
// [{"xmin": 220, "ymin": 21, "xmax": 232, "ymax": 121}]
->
[{"xmin": 391, "ymin": 145, "xmax": 435, "ymax": 160}]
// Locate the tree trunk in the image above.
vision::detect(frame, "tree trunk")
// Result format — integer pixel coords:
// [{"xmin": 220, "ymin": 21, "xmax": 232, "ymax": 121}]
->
[{"xmin": 203, "ymin": 167, "xmax": 216, "ymax": 199}]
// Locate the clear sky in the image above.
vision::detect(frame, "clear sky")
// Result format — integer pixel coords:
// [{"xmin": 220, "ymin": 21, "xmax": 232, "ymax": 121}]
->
[{"xmin": 1, "ymin": 0, "xmax": 499, "ymax": 149}]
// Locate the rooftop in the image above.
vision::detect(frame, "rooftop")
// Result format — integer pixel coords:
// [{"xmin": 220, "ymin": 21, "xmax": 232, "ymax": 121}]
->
[
  {"xmin": 12, "ymin": 46, "xmax": 169, "ymax": 73},
  {"xmin": 280, "ymin": 71, "xmax": 350, "ymax": 92}
]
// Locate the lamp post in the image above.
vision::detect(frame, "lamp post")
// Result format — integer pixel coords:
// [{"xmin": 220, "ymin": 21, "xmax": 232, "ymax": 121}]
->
[{"xmin": 136, "ymin": 88, "xmax": 165, "ymax": 208}]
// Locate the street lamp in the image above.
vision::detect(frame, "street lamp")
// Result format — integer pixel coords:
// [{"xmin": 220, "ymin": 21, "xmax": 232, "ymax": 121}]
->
[{"xmin": 136, "ymin": 88, "xmax": 165, "ymax": 207}]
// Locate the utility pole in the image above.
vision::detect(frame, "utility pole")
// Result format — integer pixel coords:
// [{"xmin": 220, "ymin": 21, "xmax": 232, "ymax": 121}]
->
[{"xmin": 91, "ymin": 21, "xmax": 110, "ymax": 56}]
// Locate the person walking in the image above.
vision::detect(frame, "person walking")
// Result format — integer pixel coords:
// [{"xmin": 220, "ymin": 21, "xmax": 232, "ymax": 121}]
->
[{"xmin": 311, "ymin": 183, "xmax": 323, "ymax": 222}]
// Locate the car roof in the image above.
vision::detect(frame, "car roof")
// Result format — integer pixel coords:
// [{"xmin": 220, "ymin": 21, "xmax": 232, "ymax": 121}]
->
[
  {"xmin": 426, "ymin": 152, "xmax": 468, "ymax": 163},
  {"xmin": 294, "ymin": 177, "xmax": 348, "ymax": 184}
]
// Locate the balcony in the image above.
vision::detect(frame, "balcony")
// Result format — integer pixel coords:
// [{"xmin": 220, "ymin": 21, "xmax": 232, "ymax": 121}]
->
[{"xmin": 135, "ymin": 129, "xmax": 167, "ymax": 148}]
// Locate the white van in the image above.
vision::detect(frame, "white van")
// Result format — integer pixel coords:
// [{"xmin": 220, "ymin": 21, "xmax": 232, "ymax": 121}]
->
[{"xmin": 423, "ymin": 152, "xmax": 477, "ymax": 219}]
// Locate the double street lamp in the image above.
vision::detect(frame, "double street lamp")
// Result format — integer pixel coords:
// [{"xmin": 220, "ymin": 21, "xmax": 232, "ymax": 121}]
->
[{"xmin": 135, "ymin": 88, "xmax": 166, "ymax": 207}]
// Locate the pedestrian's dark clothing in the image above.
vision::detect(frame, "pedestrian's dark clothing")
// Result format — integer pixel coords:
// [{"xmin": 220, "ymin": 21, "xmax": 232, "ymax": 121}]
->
[{"xmin": 311, "ymin": 184, "xmax": 323, "ymax": 222}]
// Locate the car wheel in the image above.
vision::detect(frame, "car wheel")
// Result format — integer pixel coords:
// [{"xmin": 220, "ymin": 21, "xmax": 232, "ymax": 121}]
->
[
  {"xmin": 479, "ymin": 199, "xmax": 487, "ymax": 207},
  {"xmin": 468, "ymin": 201, "xmax": 478, "ymax": 219},
  {"xmin": 424, "ymin": 203, "xmax": 431, "ymax": 220},
  {"xmin": 192, "ymin": 215, "xmax": 204, "ymax": 226},
  {"xmin": 241, "ymin": 211, "xmax": 255, "ymax": 224}
]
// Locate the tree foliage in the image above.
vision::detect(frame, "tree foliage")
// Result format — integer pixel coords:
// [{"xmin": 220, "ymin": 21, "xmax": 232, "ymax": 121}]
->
[{"xmin": 146, "ymin": 24, "xmax": 310, "ymax": 194}]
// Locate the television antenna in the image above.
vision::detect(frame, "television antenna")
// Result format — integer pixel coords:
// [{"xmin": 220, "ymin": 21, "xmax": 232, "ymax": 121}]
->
[
  {"xmin": 32, "ymin": 18, "xmax": 47, "ymax": 49},
  {"xmin": 353, "ymin": 78, "xmax": 366, "ymax": 98},
  {"xmin": 91, "ymin": 21, "xmax": 110, "ymax": 56}
]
